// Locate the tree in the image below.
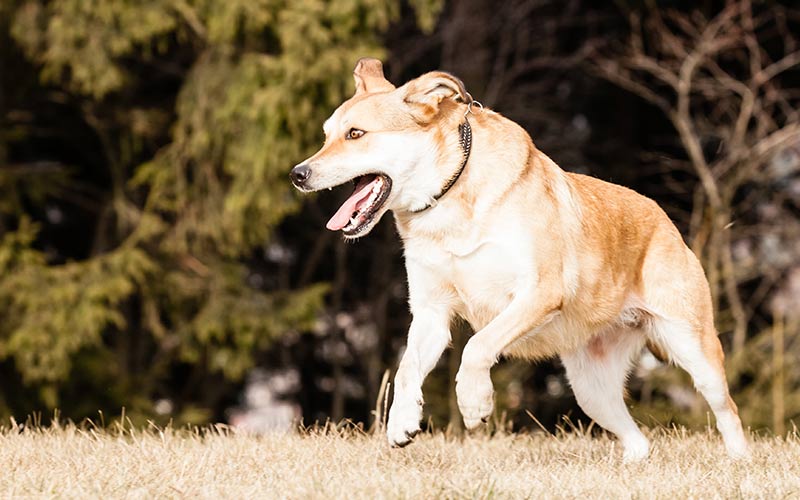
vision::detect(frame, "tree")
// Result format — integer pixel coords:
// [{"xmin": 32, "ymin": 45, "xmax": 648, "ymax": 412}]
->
[{"xmin": 0, "ymin": 0, "xmax": 434, "ymax": 423}]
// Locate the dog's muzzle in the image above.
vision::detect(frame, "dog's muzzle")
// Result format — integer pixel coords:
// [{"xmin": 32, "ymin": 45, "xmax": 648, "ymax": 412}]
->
[{"xmin": 290, "ymin": 163, "xmax": 311, "ymax": 188}]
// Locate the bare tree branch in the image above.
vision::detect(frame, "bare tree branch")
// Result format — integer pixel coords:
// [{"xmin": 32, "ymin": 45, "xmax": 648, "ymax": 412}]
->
[{"xmin": 594, "ymin": 1, "xmax": 800, "ymax": 354}]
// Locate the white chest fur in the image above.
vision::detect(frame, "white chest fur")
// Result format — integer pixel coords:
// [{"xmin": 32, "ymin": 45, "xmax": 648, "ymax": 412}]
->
[{"xmin": 404, "ymin": 224, "xmax": 535, "ymax": 330}]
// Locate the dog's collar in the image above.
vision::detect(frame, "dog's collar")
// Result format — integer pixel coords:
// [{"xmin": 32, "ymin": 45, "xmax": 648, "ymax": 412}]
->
[{"xmin": 409, "ymin": 115, "xmax": 474, "ymax": 214}]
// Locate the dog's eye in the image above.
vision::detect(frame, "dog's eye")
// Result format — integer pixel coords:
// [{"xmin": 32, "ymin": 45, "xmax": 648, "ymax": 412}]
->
[{"xmin": 345, "ymin": 128, "xmax": 365, "ymax": 140}]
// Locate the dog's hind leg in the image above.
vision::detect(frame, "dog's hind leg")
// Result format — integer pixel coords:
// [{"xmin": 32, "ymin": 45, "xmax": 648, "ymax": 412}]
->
[
  {"xmin": 561, "ymin": 329, "xmax": 651, "ymax": 462},
  {"xmin": 647, "ymin": 317, "xmax": 749, "ymax": 458},
  {"xmin": 642, "ymin": 244, "xmax": 749, "ymax": 458}
]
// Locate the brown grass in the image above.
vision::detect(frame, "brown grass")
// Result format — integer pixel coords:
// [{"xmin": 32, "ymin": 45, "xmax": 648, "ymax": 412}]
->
[{"xmin": 1, "ymin": 423, "xmax": 798, "ymax": 499}]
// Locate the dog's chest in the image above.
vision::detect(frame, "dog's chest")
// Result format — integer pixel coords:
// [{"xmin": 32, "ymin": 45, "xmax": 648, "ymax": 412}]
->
[{"xmin": 410, "ymin": 235, "xmax": 528, "ymax": 328}]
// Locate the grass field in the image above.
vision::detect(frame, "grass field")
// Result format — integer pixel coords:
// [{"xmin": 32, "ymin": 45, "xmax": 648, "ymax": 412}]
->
[{"xmin": 1, "ymin": 423, "xmax": 799, "ymax": 499}]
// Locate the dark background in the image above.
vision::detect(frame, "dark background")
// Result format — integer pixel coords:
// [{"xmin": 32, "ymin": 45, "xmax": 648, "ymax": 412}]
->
[{"xmin": 0, "ymin": 0, "xmax": 798, "ymax": 434}]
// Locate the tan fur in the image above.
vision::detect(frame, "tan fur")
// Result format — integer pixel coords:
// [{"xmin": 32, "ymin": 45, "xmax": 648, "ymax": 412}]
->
[{"xmin": 293, "ymin": 59, "xmax": 748, "ymax": 460}]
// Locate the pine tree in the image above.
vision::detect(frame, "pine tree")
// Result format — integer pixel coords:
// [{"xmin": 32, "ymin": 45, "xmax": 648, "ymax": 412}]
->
[{"xmin": 0, "ymin": 0, "xmax": 439, "ymax": 423}]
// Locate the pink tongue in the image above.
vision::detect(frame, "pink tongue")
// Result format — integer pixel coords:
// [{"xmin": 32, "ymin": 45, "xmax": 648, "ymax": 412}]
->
[{"xmin": 326, "ymin": 177, "xmax": 380, "ymax": 231}]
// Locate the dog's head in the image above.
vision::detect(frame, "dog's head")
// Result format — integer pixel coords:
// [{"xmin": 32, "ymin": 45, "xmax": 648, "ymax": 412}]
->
[{"xmin": 291, "ymin": 58, "xmax": 472, "ymax": 239}]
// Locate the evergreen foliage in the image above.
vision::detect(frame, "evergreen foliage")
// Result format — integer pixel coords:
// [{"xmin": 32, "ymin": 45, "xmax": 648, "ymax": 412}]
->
[{"xmin": 0, "ymin": 0, "xmax": 435, "ymax": 422}]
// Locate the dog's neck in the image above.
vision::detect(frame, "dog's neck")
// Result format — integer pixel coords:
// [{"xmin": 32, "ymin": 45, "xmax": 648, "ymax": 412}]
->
[
  {"xmin": 408, "ymin": 116, "xmax": 473, "ymax": 214},
  {"xmin": 394, "ymin": 110, "xmax": 538, "ymax": 241}
]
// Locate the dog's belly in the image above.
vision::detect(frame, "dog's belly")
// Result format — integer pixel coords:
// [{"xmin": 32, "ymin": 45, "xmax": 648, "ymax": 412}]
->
[
  {"xmin": 502, "ymin": 297, "xmax": 651, "ymax": 360},
  {"xmin": 456, "ymin": 299, "xmax": 606, "ymax": 360},
  {"xmin": 503, "ymin": 313, "xmax": 597, "ymax": 360}
]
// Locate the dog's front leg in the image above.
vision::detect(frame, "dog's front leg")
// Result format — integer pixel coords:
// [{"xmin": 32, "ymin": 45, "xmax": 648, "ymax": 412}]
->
[
  {"xmin": 456, "ymin": 288, "xmax": 560, "ymax": 429},
  {"xmin": 387, "ymin": 305, "xmax": 450, "ymax": 447},
  {"xmin": 387, "ymin": 263, "xmax": 452, "ymax": 447}
]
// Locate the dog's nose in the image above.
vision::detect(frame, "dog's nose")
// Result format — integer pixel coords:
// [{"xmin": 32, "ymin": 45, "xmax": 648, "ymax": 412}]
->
[{"xmin": 290, "ymin": 163, "xmax": 311, "ymax": 186}]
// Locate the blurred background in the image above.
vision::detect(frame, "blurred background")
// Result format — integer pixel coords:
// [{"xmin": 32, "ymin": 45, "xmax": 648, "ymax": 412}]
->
[{"xmin": 0, "ymin": 0, "xmax": 798, "ymax": 435}]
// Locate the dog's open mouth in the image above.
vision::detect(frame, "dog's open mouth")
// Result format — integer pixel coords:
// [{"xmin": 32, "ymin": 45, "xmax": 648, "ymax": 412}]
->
[{"xmin": 326, "ymin": 174, "xmax": 392, "ymax": 236}]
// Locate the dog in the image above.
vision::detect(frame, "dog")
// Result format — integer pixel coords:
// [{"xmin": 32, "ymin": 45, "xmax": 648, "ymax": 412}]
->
[{"xmin": 290, "ymin": 58, "xmax": 749, "ymax": 461}]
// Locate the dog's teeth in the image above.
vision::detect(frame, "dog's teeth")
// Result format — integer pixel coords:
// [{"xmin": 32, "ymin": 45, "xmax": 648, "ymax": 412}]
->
[{"xmin": 328, "ymin": 188, "xmax": 332, "ymax": 191}]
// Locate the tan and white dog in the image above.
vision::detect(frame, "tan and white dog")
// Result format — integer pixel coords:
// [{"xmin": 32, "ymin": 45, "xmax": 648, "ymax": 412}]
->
[{"xmin": 290, "ymin": 58, "xmax": 748, "ymax": 461}]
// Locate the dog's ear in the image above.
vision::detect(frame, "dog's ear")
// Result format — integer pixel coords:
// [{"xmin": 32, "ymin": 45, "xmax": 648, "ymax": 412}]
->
[
  {"xmin": 353, "ymin": 58, "xmax": 395, "ymax": 95},
  {"xmin": 403, "ymin": 71, "xmax": 471, "ymax": 121}
]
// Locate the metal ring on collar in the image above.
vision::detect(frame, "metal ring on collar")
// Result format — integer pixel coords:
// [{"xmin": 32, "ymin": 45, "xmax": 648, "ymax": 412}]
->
[{"xmin": 465, "ymin": 100, "xmax": 484, "ymax": 117}]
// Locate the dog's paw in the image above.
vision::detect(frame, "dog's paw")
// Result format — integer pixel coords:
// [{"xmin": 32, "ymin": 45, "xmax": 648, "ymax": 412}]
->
[
  {"xmin": 455, "ymin": 369, "xmax": 494, "ymax": 430},
  {"xmin": 387, "ymin": 399, "xmax": 422, "ymax": 448},
  {"xmin": 621, "ymin": 434, "xmax": 650, "ymax": 463},
  {"xmin": 725, "ymin": 438, "xmax": 751, "ymax": 460}
]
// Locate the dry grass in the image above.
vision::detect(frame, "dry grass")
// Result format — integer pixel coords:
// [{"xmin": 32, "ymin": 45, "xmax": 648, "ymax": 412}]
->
[{"xmin": 1, "ymin": 423, "xmax": 799, "ymax": 499}]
